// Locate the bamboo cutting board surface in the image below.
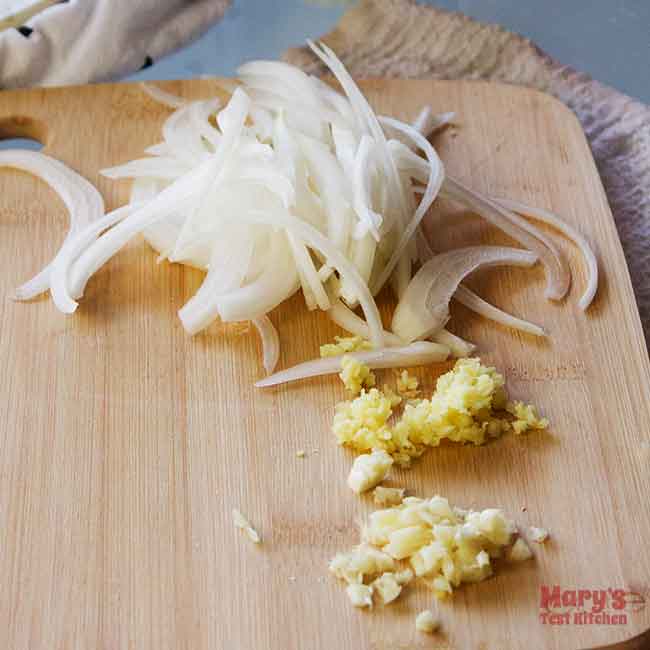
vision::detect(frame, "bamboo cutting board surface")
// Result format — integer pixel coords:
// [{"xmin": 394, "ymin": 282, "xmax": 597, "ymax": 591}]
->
[{"xmin": 0, "ymin": 79, "xmax": 649, "ymax": 650}]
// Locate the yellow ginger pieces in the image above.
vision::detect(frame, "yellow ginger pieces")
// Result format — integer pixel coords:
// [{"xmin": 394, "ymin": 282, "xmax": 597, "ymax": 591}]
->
[
  {"xmin": 339, "ymin": 355, "xmax": 376, "ymax": 394},
  {"xmin": 396, "ymin": 370, "xmax": 419, "ymax": 399},
  {"xmin": 320, "ymin": 336, "xmax": 373, "ymax": 358},
  {"xmin": 333, "ymin": 357, "xmax": 548, "ymax": 466},
  {"xmin": 507, "ymin": 401, "xmax": 549, "ymax": 434}
]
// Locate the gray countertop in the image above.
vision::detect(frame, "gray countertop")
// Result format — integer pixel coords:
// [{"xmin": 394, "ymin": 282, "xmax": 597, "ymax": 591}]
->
[{"xmin": 129, "ymin": 0, "xmax": 650, "ymax": 104}]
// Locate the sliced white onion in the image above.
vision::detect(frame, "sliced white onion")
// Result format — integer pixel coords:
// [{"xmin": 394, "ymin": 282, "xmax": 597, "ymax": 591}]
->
[
  {"xmin": 286, "ymin": 233, "xmax": 330, "ymax": 311},
  {"xmin": 308, "ymin": 41, "xmax": 411, "ymax": 247},
  {"xmin": 189, "ymin": 99, "xmax": 222, "ymax": 148},
  {"xmin": 141, "ymin": 83, "xmax": 187, "ymax": 109},
  {"xmin": 413, "ymin": 108, "xmax": 455, "ymax": 138},
  {"xmin": 49, "ymin": 203, "xmax": 140, "ymax": 313},
  {"xmin": 327, "ymin": 297, "xmax": 470, "ymax": 359},
  {"xmin": 222, "ymin": 209, "xmax": 386, "ymax": 347},
  {"xmin": 0, "ymin": 150, "xmax": 105, "ymax": 304},
  {"xmin": 177, "ymin": 223, "xmax": 259, "ymax": 334},
  {"xmin": 431, "ymin": 328, "xmax": 476, "ymax": 358},
  {"xmin": 351, "ymin": 134, "xmax": 382, "ymax": 241},
  {"xmin": 387, "ymin": 106, "xmax": 454, "ymax": 146},
  {"xmin": 297, "ymin": 133, "xmax": 352, "ymax": 252},
  {"xmin": 144, "ymin": 142, "xmax": 175, "ymax": 157},
  {"xmin": 309, "ymin": 74, "xmax": 356, "ymax": 126},
  {"xmin": 414, "ymin": 215, "xmax": 547, "ymax": 337},
  {"xmin": 442, "ymin": 177, "xmax": 570, "ymax": 301},
  {"xmin": 255, "ymin": 341, "xmax": 449, "ymax": 388},
  {"xmin": 68, "ymin": 158, "xmax": 215, "ymax": 301},
  {"xmin": 162, "ymin": 111, "xmax": 209, "ymax": 166},
  {"xmin": 327, "ymin": 299, "xmax": 404, "ymax": 346},
  {"xmin": 392, "ymin": 246, "xmax": 538, "ymax": 341},
  {"xmin": 252, "ymin": 315, "xmax": 280, "ymax": 375},
  {"xmin": 12, "ymin": 48, "xmax": 591, "ymax": 383},
  {"xmin": 371, "ymin": 116, "xmax": 444, "ymax": 294},
  {"xmin": 494, "ymin": 197, "xmax": 598, "ymax": 310},
  {"xmin": 453, "ymin": 284, "xmax": 546, "ymax": 337},
  {"xmin": 101, "ymin": 157, "xmax": 190, "ymax": 180}
]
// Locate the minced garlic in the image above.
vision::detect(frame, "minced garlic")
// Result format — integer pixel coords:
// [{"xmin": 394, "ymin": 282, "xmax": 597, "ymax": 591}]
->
[
  {"xmin": 346, "ymin": 583, "xmax": 373, "ymax": 608},
  {"xmin": 348, "ymin": 450, "xmax": 393, "ymax": 494},
  {"xmin": 330, "ymin": 544, "xmax": 395, "ymax": 584},
  {"xmin": 371, "ymin": 572, "xmax": 402, "ymax": 604},
  {"xmin": 320, "ymin": 336, "xmax": 373, "ymax": 358},
  {"xmin": 415, "ymin": 610, "xmax": 439, "ymax": 633},
  {"xmin": 331, "ymin": 495, "xmax": 530, "ymax": 606},
  {"xmin": 339, "ymin": 355, "xmax": 376, "ymax": 394},
  {"xmin": 507, "ymin": 537, "xmax": 533, "ymax": 562}
]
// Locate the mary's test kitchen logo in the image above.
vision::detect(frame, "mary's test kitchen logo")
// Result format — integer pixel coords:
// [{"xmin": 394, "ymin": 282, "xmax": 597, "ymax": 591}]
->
[{"xmin": 539, "ymin": 585, "xmax": 646, "ymax": 626}]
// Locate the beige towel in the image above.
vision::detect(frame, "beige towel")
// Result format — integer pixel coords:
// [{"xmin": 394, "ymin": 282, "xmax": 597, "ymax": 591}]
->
[{"xmin": 285, "ymin": 0, "xmax": 650, "ymax": 342}]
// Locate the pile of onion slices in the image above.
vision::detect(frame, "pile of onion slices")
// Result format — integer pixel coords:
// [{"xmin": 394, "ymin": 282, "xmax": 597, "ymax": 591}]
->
[{"xmin": 5, "ymin": 41, "xmax": 598, "ymax": 385}]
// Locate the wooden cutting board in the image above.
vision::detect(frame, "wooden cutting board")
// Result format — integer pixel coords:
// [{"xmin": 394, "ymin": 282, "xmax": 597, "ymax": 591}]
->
[{"xmin": 0, "ymin": 79, "xmax": 649, "ymax": 650}]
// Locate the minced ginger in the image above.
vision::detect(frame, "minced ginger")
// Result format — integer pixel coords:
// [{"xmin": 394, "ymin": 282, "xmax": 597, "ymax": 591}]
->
[
  {"xmin": 320, "ymin": 336, "xmax": 373, "ymax": 358},
  {"xmin": 507, "ymin": 401, "xmax": 549, "ymax": 434},
  {"xmin": 330, "ymin": 495, "xmax": 534, "ymax": 607},
  {"xmin": 339, "ymin": 355, "xmax": 376, "ymax": 394},
  {"xmin": 333, "ymin": 357, "xmax": 547, "ymax": 466},
  {"xmin": 396, "ymin": 370, "xmax": 419, "ymax": 398}
]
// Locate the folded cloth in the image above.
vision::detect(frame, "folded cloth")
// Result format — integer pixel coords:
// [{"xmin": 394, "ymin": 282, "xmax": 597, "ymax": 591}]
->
[
  {"xmin": 285, "ymin": 0, "xmax": 650, "ymax": 343},
  {"xmin": 0, "ymin": 0, "xmax": 230, "ymax": 88}
]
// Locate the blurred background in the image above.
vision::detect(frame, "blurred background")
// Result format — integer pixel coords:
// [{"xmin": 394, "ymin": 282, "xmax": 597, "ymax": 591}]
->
[{"xmin": 130, "ymin": 0, "xmax": 649, "ymax": 103}]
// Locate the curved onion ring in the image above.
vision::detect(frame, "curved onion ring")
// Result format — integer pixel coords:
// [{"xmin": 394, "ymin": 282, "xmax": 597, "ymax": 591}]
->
[
  {"xmin": 252, "ymin": 315, "xmax": 280, "ymax": 375},
  {"xmin": 1, "ymin": 150, "xmax": 105, "ymax": 306}
]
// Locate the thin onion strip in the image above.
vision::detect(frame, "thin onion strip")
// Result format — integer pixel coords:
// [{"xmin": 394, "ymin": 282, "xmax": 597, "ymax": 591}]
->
[
  {"xmin": 0, "ymin": 150, "xmax": 105, "ymax": 305},
  {"xmin": 141, "ymin": 83, "xmax": 187, "ymax": 109},
  {"xmin": 442, "ymin": 177, "xmax": 570, "ymax": 301},
  {"xmin": 454, "ymin": 284, "xmax": 546, "ymax": 338},
  {"xmin": 256, "ymin": 341, "xmax": 449, "ymax": 388},
  {"xmin": 494, "ymin": 197, "xmax": 598, "ymax": 310},
  {"xmin": 371, "ymin": 116, "xmax": 444, "ymax": 294},
  {"xmin": 327, "ymin": 299, "xmax": 404, "ymax": 346},
  {"xmin": 252, "ymin": 315, "xmax": 280, "ymax": 375},
  {"xmin": 392, "ymin": 246, "xmax": 538, "ymax": 341}
]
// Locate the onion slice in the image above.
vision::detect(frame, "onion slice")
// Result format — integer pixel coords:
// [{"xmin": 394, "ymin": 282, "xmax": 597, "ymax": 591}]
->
[
  {"xmin": 252, "ymin": 315, "xmax": 280, "ymax": 375},
  {"xmin": 50, "ymin": 203, "xmax": 140, "ymax": 312},
  {"xmin": 232, "ymin": 209, "xmax": 386, "ymax": 348},
  {"xmin": 413, "ymin": 211, "xmax": 547, "ymax": 337},
  {"xmin": 255, "ymin": 341, "xmax": 449, "ymax": 388},
  {"xmin": 392, "ymin": 246, "xmax": 538, "ymax": 341},
  {"xmin": 454, "ymin": 284, "xmax": 546, "ymax": 337},
  {"xmin": 0, "ymin": 150, "xmax": 105, "ymax": 303},
  {"xmin": 442, "ymin": 177, "xmax": 570, "ymax": 301},
  {"xmin": 494, "ymin": 197, "xmax": 598, "ymax": 310},
  {"xmin": 431, "ymin": 328, "xmax": 476, "ymax": 358},
  {"xmin": 141, "ymin": 83, "xmax": 187, "ymax": 109},
  {"xmin": 371, "ymin": 116, "xmax": 444, "ymax": 294},
  {"xmin": 327, "ymin": 299, "xmax": 404, "ymax": 346},
  {"xmin": 413, "ymin": 108, "xmax": 455, "ymax": 138}
]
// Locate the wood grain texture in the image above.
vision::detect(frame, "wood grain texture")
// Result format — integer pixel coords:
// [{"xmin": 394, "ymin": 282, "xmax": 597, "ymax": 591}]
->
[{"xmin": 0, "ymin": 78, "xmax": 649, "ymax": 650}]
